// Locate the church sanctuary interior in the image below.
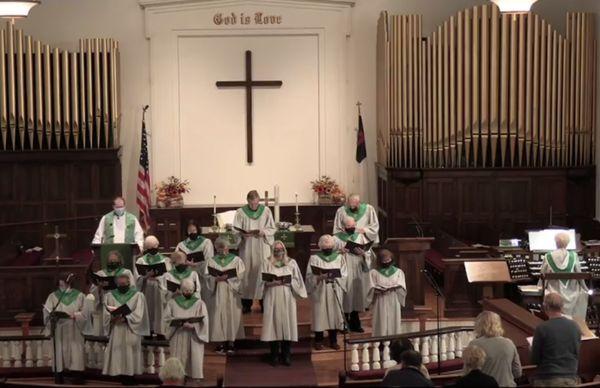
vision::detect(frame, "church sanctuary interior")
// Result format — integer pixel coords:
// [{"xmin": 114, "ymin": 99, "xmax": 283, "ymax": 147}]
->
[{"xmin": 2, "ymin": 0, "xmax": 600, "ymax": 386}]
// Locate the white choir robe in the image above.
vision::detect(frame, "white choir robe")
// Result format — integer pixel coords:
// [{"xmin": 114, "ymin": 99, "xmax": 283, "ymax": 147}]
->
[
  {"xmin": 43, "ymin": 289, "xmax": 91, "ymax": 372},
  {"xmin": 176, "ymin": 237, "xmax": 214, "ymax": 302},
  {"xmin": 91, "ymin": 212, "xmax": 144, "ymax": 251},
  {"xmin": 306, "ymin": 253, "xmax": 348, "ymax": 332},
  {"xmin": 163, "ymin": 269, "xmax": 202, "ymax": 300},
  {"xmin": 205, "ymin": 254, "xmax": 246, "ymax": 342},
  {"xmin": 134, "ymin": 253, "xmax": 170, "ymax": 335},
  {"xmin": 367, "ymin": 266, "xmax": 407, "ymax": 336},
  {"xmin": 164, "ymin": 296, "xmax": 209, "ymax": 379},
  {"xmin": 89, "ymin": 267, "xmax": 135, "ymax": 336},
  {"xmin": 102, "ymin": 289, "xmax": 150, "ymax": 376},
  {"xmin": 257, "ymin": 259, "xmax": 307, "ymax": 342},
  {"xmin": 333, "ymin": 233, "xmax": 372, "ymax": 312},
  {"xmin": 540, "ymin": 249, "xmax": 589, "ymax": 320},
  {"xmin": 333, "ymin": 203, "xmax": 380, "ymax": 244},
  {"xmin": 233, "ymin": 205, "xmax": 276, "ymax": 300}
]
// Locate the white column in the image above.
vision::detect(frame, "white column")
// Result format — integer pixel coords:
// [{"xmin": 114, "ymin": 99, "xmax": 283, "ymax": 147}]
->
[
  {"xmin": 447, "ymin": 333, "xmax": 456, "ymax": 360},
  {"xmin": 361, "ymin": 343, "xmax": 371, "ymax": 371},
  {"xmin": 371, "ymin": 341, "xmax": 381, "ymax": 369},
  {"xmin": 421, "ymin": 336, "xmax": 430, "ymax": 364},
  {"xmin": 25, "ymin": 341, "xmax": 33, "ymax": 367},
  {"xmin": 455, "ymin": 331, "xmax": 464, "ymax": 358},
  {"xmin": 382, "ymin": 341, "xmax": 395, "ymax": 368},
  {"xmin": 430, "ymin": 336, "xmax": 438, "ymax": 364},
  {"xmin": 12, "ymin": 341, "xmax": 22, "ymax": 368},
  {"xmin": 440, "ymin": 333, "xmax": 448, "ymax": 362},
  {"xmin": 350, "ymin": 344, "xmax": 360, "ymax": 371}
]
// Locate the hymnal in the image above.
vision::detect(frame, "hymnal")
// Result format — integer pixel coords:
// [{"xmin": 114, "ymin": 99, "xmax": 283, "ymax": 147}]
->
[
  {"xmin": 234, "ymin": 226, "xmax": 260, "ymax": 235},
  {"xmin": 345, "ymin": 239, "xmax": 373, "ymax": 254},
  {"xmin": 187, "ymin": 251, "xmax": 205, "ymax": 263},
  {"xmin": 166, "ymin": 280, "xmax": 181, "ymax": 293},
  {"xmin": 169, "ymin": 316, "xmax": 204, "ymax": 327},
  {"xmin": 49, "ymin": 311, "xmax": 71, "ymax": 320},
  {"xmin": 262, "ymin": 273, "xmax": 292, "ymax": 284},
  {"xmin": 90, "ymin": 272, "xmax": 117, "ymax": 290},
  {"xmin": 310, "ymin": 266, "xmax": 342, "ymax": 279},
  {"xmin": 136, "ymin": 262, "xmax": 167, "ymax": 277},
  {"xmin": 208, "ymin": 267, "xmax": 238, "ymax": 279},
  {"xmin": 108, "ymin": 303, "xmax": 132, "ymax": 317}
]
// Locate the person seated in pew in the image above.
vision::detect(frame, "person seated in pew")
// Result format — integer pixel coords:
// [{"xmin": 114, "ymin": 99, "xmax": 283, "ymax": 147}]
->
[
  {"xmin": 205, "ymin": 237, "xmax": 246, "ymax": 355},
  {"xmin": 453, "ymin": 345, "xmax": 499, "ymax": 388},
  {"xmin": 163, "ymin": 251, "xmax": 201, "ymax": 300},
  {"xmin": 257, "ymin": 240, "xmax": 307, "ymax": 366},
  {"xmin": 468, "ymin": 311, "xmax": 521, "ymax": 387},
  {"xmin": 43, "ymin": 272, "xmax": 91, "ymax": 384},
  {"xmin": 306, "ymin": 234, "xmax": 347, "ymax": 350},
  {"xmin": 367, "ymin": 249, "xmax": 406, "ymax": 337},
  {"xmin": 381, "ymin": 350, "xmax": 433, "ymax": 387},
  {"xmin": 135, "ymin": 235, "xmax": 169, "ymax": 338},
  {"xmin": 102, "ymin": 273, "xmax": 150, "ymax": 385},
  {"xmin": 539, "ymin": 232, "xmax": 589, "ymax": 320},
  {"xmin": 383, "ymin": 338, "xmax": 429, "ymax": 380},
  {"xmin": 176, "ymin": 220, "xmax": 213, "ymax": 302},
  {"xmin": 159, "ymin": 357, "xmax": 186, "ymax": 386},
  {"xmin": 531, "ymin": 292, "xmax": 582, "ymax": 387},
  {"xmin": 163, "ymin": 278, "xmax": 209, "ymax": 382}
]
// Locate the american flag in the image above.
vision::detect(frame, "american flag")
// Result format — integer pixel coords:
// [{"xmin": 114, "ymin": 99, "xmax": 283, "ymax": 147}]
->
[{"xmin": 136, "ymin": 107, "xmax": 152, "ymax": 231}]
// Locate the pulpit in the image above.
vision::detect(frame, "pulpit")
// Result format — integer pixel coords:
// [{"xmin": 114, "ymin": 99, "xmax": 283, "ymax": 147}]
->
[{"xmin": 384, "ymin": 237, "xmax": 434, "ymax": 318}]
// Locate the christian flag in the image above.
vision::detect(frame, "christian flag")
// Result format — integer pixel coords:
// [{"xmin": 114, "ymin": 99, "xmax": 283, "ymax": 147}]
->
[
  {"xmin": 136, "ymin": 108, "xmax": 152, "ymax": 231},
  {"xmin": 356, "ymin": 112, "xmax": 367, "ymax": 163}
]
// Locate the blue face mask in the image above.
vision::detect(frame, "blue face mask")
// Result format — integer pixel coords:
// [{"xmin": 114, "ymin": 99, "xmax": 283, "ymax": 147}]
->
[{"xmin": 114, "ymin": 207, "xmax": 125, "ymax": 216}]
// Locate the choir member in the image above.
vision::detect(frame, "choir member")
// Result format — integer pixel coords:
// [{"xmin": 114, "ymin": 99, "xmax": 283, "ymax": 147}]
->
[
  {"xmin": 205, "ymin": 237, "xmax": 246, "ymax": 354},
  {"xmin": 135, "ymin": 235, "xmax": 169, "ymax": 338},
  {"xmin": 333, "ymin": 193, "xmax": 380, "ymax": 244},
  {"xmin": 102, "ymin": 273, "xmax": 149, "ymax": 385},
  {"xmin": 92, "ymin": 196, "xmax": 144, "ymax": 251},
  {"xmin": 334, "ymin": 217, "xmax": 372, "ymax": 332},
  {"xmin": 540, "ymin": 232, "xmax": 589, "ymax": 320},
  {"xmin": 163, "ymin": 278, "xmax": 209, "ymax": 382},
  {"xmin": 367, "ymin": 249, "xmax": 406, "ymax": 336},
  {"xmin": 43, "ymin": 273, "xmax": 90, "ymax": 383},
  {"xmin": 306, "ymin": 234, "xmax": 347, "ymax": 350},
  {"xmin": 163, "ymin": 251, "xmax": 201, "ymax": 299},
  {"xmin": 233, "ymin": 190, "xmax": 276, "ymax": 313},
  {"xmin": 176, "ymin": 220, "xmax": 214, "ymax": 301},
  {"xmin": 258, "ymin": 241, "xmax": 307, "ymax": 366}
]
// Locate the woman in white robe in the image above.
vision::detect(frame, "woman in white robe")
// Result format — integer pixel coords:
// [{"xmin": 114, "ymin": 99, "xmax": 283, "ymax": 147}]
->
[
  {"xmin": 306, "ymin": 234, "xmax": 348, "ymax": 350},
  {"xmin": 205, "ymin": 237, "xmax": 246, "ymax": 354},
  {"xmin": 43, "ymin": 273, "xmax": 91, "ymax": 380},
  {"xmin": 102, "ymin": 274, "xmax": 150, "ymax": 383},
  {"xmin": 367, "ymin": 249, "xmax": 407, "ymax": 337},
  {"xmin": 176, "ymin": 220, "xmax": 213, "ymax": 302},
  {"xmin": 540, "ymin": 232, "xmax": 589, "ymax": 320},
  {"xmin": 163, "ymin": 279, "xmax": 209, "ymax": 381},
  {"xmin": 257, "ymin": 241, "xmax": 307, "ymax": 366},
  {"xmin": 163, "ymin": 251, "xmax": 201, "ymax": 300}
]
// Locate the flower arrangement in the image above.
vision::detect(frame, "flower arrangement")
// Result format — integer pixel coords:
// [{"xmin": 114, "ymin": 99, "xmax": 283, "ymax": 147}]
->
[
  {"xmin": 310, "ymin": 175, "xmax": 345, "ymax": 204},
  {"xmin": 155, "ymin": 176, "xmax": 190, "ymax": 208}
]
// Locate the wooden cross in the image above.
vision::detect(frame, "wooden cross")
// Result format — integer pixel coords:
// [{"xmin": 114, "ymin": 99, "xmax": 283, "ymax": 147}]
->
[{"xmin": 216, "ymin": 50, "xmax": 283, "ymax": 164}]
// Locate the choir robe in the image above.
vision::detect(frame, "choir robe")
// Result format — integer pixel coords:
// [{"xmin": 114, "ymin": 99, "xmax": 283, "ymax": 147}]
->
[
  {"xmin": 164, "ymin": 296, "xmax": 209, "ymax": 379},
  {"xmin": 176, "ymin": 237, "xmax": 214, "ymax": 302},
  {"xmin": 233, "ymin": 205, "xmax": 276, "ymax": 300},
  {"xmin": 205, "ymin": 253, "xmax": 246, "ymax": 342},
  {"xmin": 43, "ymin": 289, "xmax": 91, "ymax": 372},
  {"xmin": 367, "ymin": 266, "xmax": 407, "ymax": 336},
  {"xmin": 333, "ymin": 203, "xmax": 380, "ymax": 244},
  {"xmin": 333, "ymin": 232, "xmax": 372, "ymax": 312},
  {"xmin": 134, "ymin": 253, "xmax": 170, "ymax": 335},
  {"xmin": 89, "ymin": 267, "xmax": 135, "ymax": 336},
  {"xmin": 92, "ymin": 211, "xmax": 144, "ymax": 251},
  {"xmin": 540, "ymin": 249, "xmax": 589, "ymax": 320},
  {"xmin": 163, "ymin": 268, "xmax": 202, "ymax": 300},
  {"xmin": 102, "ymin": 288, "xmax": 150, "ymax": 376},
  {"xmin": 306, "ymin": 252, "xmax": 348, "ymax": 332},
  {"xmin": 257, "ymin": 259, "xmax": 307, "ymax": 342}
]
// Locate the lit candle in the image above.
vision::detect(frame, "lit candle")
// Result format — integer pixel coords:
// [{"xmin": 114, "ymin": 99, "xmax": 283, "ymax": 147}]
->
[
  {"xmin": 295, "ymin": 193, "xmax": 299, "ymax": 213},
  {"xmin": 213, "ymin": 195, "xmax": 216, "ymax": 215}
]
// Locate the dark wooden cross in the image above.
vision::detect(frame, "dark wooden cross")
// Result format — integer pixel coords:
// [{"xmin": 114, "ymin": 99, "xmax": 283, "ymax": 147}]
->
[{"xmin": 216, "ymin": 50, "xmax": 283, "ymax": 164}]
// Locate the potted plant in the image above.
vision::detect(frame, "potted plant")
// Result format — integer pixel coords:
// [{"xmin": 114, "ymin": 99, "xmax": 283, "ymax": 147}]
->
[
  {"xmin": 311, "ymin": 175, "xmax": 345, "ymax": 205},
  {"xmin": 155, "ymin": 176, "xmax": 190, "ymax": 208}
]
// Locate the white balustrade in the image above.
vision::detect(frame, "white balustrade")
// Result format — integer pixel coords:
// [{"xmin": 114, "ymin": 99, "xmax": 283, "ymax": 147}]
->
[
  {"xmin": 381, "ymin": 341, "xmax": 395, "ymax": 368},
  {"xmin": 360, "ymin": 343, "xmax": 371, "ymax": 371},
  {"xmin": 350, "ymin": 344, "xmax": 360, "ymax": 371},
  {"xmin": 371, "ymin": 341, "xmax": 381, "ymax": 369},
  {"xmin": 24, "ymin": 341, "xmax": 33, "ymax": 367},
  {"xmin": 447, "ymin": 333, "xmax": 456, "ymax": 360},
  {"xmin": 421, "ymin": 336, "xmax": 430, "ymax": 364},
  {"xmin": 2, "ymin": 341, "xmax": 10, "ymax": 367},
  {"xmin": 12, "ymin": 341, "xmax": 22, "ymax": 368},
  {"xmin": 35, "ymin": 341, "xmax": 44, "ymax": 367}
]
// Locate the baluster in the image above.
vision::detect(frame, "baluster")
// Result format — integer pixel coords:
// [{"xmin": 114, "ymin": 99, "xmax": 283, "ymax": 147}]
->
[
  {"xmin": 25, "ymin": 341, "xmax": 33, "ymax": 367},
  {"xmin": 98, "ymin": 343, "xmax": 105, "ymax": 369},
  {"xmin": 371, "ymin": 341, "xmax": 381, "ymax": 369},
  {"xmin": 455, "ymin": 331, "xmax": 464, "ymax": 358},
  {"xmin": 12, "ymin": 341, "xmax": 22, "ymax": 367},
  {"xmin": 36, "ymin": 341, "xmax": 44, "ymax": 367},
  {"xmin": 440, "ymin": 333, "xmax": 448, "ymax": 361},
  {"xmin": 350, "ymin": 344, "xmax": 360, "ymax": 371},
  {"xmin": 146, "ymin": 346, "xmax": 156, "ymax": 374},
  {"xmin": 46, "ymin": 340, "xmax": 53, "ymax": 368},
  {"xmin": 361, "ymin": 343, "xmax": 371, "ymax": 370},
  {"xmin": 447, "ymin": 333, "xmax": 456, "ymax": 360},
  {"xmin": 382, "ymin": 341, "xmax": 395, "ymax": 368},
  {"xmin": 84, "ymin": 342, "xmax": 93, "ymax": 369},
  {"xmin": 430, "ymin": 336, "xmax": 438, "ymax": 364},
  {"xmin": 421, "ymin": 336, "xmax": 430, "ymax": 364},
  {"xmin": 157, "ymin": 346, "xmax": 166, "ymax": 374},
  {"xmin": 411, "ymin": 337, "xmax": 420, "ymax": 353},
  {"xmin": 2, "ymin": 341, "xmax": 11, "ymax": 367}
]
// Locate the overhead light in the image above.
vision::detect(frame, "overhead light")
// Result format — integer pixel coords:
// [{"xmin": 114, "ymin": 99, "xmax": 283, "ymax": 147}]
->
[
  {"xmin": 0, "ymin": 1, "xmax": 40, "ymax": 18},
  {"xmin": 491, "ymin": 0, "xmax": 538, "ymax": 13}
]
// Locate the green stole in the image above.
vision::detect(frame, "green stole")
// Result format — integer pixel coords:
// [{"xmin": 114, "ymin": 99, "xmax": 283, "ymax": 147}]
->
[
  {"xmin": 316, "ymin": 251, "xmax": 340, "ymax": 263},
  {"xmin": 170, "ymin": 266, "xmax": 193, "ymax": 281},
  {"xmin": 241, "ymin": 205, "xmax": 265, "ymax": 220},
  {"xmin": 111, "ymin": 286, "xmax": 138, "ymax": 305},
  {"xmin": 143, "ymin": 253, "xmax": 166, "ymax": 265},
  {"xmin": 378, "ymin": 265, "xmax": 399, "ymax": 277},
  {"xmin": 334, "ymin": 232, "xmax": 360, "ymax": 243},
  {"xmin": 53, "ymin": 289, "xmax": 81, "ymax": 306},
  {"xmin": 546, "ymin": 251, "xmax": 576, "ymax": 285},
  {"xmin": 344, "ymin": 203, "xmax": 367, "ymax": 222},
  {"xmin": 183, "ymin": 237, "xmax": 205, "ymax": 252},
  {"xmin": 174, "ymin": 295, "xmax": 198, "ymax": 310},
  {"xmin": 104, "ymin": 267, "xmax": 126, "ymax": 277},
  {"xmin": 213, "ymin": 253, "xmax": 236, "ymax": 268},
  {"xmin": 103, "ymin": 211, "xmax": 136, "ymax": 243}
]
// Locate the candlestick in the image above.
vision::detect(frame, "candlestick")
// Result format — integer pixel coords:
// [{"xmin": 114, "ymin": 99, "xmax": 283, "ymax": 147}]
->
[
  {"xmin": 295, "ymin": 193, "xmax": 299, "ymax": 213},
  {"xmin": 213, "ymin": 195, "xmax": 216, "ymax": 215},
  {"xmin": 274, "ymin": 185, "xmax": 280, "ymax": 224}
]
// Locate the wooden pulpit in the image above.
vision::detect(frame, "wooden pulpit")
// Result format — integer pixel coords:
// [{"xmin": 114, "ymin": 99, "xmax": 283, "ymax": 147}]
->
[{"xmin": 384, "ymin": 237, "xmax": 434, "ymax": 318}]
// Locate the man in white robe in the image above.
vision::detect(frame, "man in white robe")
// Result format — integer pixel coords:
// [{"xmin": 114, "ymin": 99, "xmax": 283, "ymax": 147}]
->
[
  {"xmin": 334, "ymin": 217, "xmax": 372, "ymax": 333},
  {"xmin": 176, "ymin": 220, "xmax": 213, "ymax": 302},
  {"xmin": 102, "ymin": 273, "xmax": 150, "ymax": 384},
  {"xmin": 135, "ymin": 235, "xmax": 169, "ymax": 337},
  {"xmin": 333, "ymin": 193, "xmax": 380, "ymax": 244},
  {"xmin": 306, "ymin": 234, "xmax": 347, "ymax": 350},
  {"xmin": 257, "ymin": 241, "xmax": 307, "ymax": 366},
  {"xmin": 164, "ymin": 279, "xmax": 209, "ymax": 381},
  {"xmin": 205, "ymin": 237, "xmax": 246, "ymax": 354},
  {"xmin": 92, "ymin": 196, "xmax": 144, "ymax": 251},
  {"xmin": 43, "ymin": 273, "xmax": 91, "ymax": 384},
  {"xmin": 233, "ymin": 190, "xmax": 276, "ymax": 313},
  {"xmin": 367, "ymin": 249, "xmax": 407, "ymax": 336},
  {"xmin": 540, "ymin": 232, "xmax": 589, "ymax": 320},
  {"xmin": 163, "ymin": 251, "xmax": 201, "ymax": 300}
]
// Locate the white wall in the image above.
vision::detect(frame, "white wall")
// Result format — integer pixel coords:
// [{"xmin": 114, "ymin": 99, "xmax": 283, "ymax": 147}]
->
[{"xmin": 15, "ymin": 0, "xmax": 600, "ymax": 212}]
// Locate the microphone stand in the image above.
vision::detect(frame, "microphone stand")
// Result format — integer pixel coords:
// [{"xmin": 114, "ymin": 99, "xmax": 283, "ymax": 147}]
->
[
  {"xmin": 331, "ymin": 278, "xmax": 350, "ymax": 370},
  {"xmin": 47, "ymin": 287, "xmax": 69, "ymax": 384},
  {"xmin": 422, "ymin": 269, "xmax": 444, "ymax": 373}
]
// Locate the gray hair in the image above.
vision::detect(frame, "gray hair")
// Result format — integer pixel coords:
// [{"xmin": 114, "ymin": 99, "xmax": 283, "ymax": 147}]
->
[
  {"xmin": 554, "ymin": 232, "xmax": 570, "ymax": 249},
  {"xmin": 462, "ymin": 345, "xmax": 486, "ymax": 372},
  {"xmin": 343, "ymin": 217, "xmax": 356, "ymax": 227},
  {"xmin": 159, "ymin": 357, "xmax": 185, "ymax": 383},
  {"xmin": 180, "ymin": 278, "xmax": 195, "ymax": 293},
  {"xmin": 347, "ymin": 193, "xmax": 360, "ymax": 202},
  {"xmin": 318, "ymin": 234, "xmax": 335, "ymax": 249},
  {"xmin": 214, "ymin": 237, "xmax": 229, "ymax": 249},
  {"xmin": 543, "ymin": 292, "xmax": 564, "ymax": 313}
]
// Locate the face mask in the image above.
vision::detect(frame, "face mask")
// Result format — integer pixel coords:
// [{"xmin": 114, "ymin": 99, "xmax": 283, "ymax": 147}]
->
[
  {"xmin": 59, "ymin": 285, "xmax": 67, "ymax": 292},
  {"xmin": 350, "ymin": 206, "xmax": 359, "ymax": 212},
  {"xmin": 176, "ymin": 264, "xmax": 187, "ymax": 272},
  {"xmin": 147, "ymin": 248, "xmax": 159, "ymax": 255},
  {"xmin": 274, "ymin": 249, "xmax": 285, "ymax": 257},
  {"xmin": 118, "ymin": 285, "xmax": 129, "ymax": 293},
  {"xmin": 107, "ymin": 262, "xmax": 119, "ymax": 270},
  {"xmin": 184, "ymin": 293, "xmax": 193, "ymax": 299},
  {"xmin": 380, "ymin": 261, "xmax": 392, "ymax": 268},
  {"xmin": 114, "ymin": 207, "xmax": 125, "ymax": 216},
  {"xmin": 322, "ymin": 248, "xmax": 333, "ymax": 256},
  {"xmin": 345, "ymin": 227, "xmax": 355, "ymax": 235},
  {"xmin": 188, "ymin": 233, "xmax": 198, "ymax": 240}
]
